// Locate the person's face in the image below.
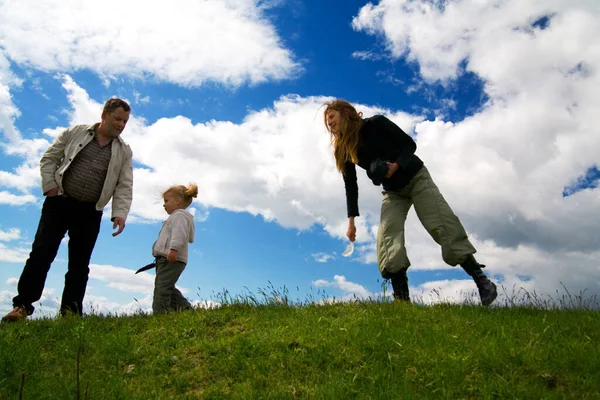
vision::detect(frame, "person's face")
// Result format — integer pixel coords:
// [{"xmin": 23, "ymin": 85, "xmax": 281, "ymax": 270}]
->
[
  {"xmin": 101, "ymin": 107, "xmax": 130, "ymax": 138},
  {"xmin": 163, "ymin": 193, "xmax": 182, "ymax": 215},
  {"xmin": 326, "ymin": 109, "xmax": 341, "ymax": 134}
]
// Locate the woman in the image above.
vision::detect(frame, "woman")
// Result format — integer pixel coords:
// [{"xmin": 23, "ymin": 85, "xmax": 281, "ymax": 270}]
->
[{"xmin": 324, "ymin": 99, "xmax": 497, "ymax": 305}]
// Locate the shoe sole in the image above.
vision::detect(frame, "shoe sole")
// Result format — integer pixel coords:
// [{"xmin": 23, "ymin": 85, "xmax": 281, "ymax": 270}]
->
[{"xmin": 481, "ymin": 284, "xmax": 498, "ymax": 306}]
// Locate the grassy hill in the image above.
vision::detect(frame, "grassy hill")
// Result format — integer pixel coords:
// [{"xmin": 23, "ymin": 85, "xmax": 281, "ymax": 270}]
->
[{"xmin": 1, "ymin": 291, "xmax": 599, "ymax": 399}]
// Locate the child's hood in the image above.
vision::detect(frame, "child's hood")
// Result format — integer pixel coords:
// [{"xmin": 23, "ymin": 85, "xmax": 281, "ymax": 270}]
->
[{"xmin": 171, "ymin": 209, "xmax": 195, "ymax": 243}]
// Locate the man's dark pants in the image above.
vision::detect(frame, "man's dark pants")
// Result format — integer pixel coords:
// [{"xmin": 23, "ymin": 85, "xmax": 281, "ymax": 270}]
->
[{"xmin": 12, "ymin": 195, "xmax": 102, "ymax": 316}]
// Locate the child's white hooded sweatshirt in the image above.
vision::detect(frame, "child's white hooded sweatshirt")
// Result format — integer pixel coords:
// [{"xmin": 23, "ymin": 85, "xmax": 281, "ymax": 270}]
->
[{"xmin": 152, "ymin": 209, "xmax": 195, "ymax": 264}]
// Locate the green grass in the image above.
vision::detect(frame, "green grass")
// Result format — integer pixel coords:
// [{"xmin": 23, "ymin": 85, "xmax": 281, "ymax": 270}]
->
[{"xmin": 1, "ymin": 289, "xmax": 599, "ymax": 399}]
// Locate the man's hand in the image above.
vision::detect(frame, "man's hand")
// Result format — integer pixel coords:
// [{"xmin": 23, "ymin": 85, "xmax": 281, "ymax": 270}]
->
[
  {"xmin": 347, "ymin": 218, "xmax": 356, "ymax": 242},
  {"xmin": 167, "ymin": 249, "xmax": 178, "ymax": 263},
  {"xmin": 45, "ymin": 188, "xmax": 59, "ymax": 197},
  {"xmin": 385, "ymin": 162, "xmax": 400, "ymax": 178},
  {"xmin": 112, "ymin": 217, "xmax": 126, "ymax": 237}
]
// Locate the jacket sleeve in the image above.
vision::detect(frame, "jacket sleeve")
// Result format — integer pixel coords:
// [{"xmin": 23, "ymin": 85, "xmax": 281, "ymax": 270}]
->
[
  {"xmin": 342, "ymin": 161, "xmax": 360, "ymax": 217},
  {"xmin": 110, "ymin": 146, "xmax": 134, "ymax": 221},
  {"xmin": 40, "ymin": 127, "xmax": 73, "ymax": 194},
  {"xmin": 168, "ymin": 213, "xmax": 190, "ymax": 251},
  {"xmin": 379, "ymin": 116, "xmax": 417, "ymax": 170}
]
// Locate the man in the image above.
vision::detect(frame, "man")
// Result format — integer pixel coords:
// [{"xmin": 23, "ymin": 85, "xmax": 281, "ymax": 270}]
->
[{"xmin": 2, "ymin": 98, "xmax": 134, "ymax": 322}]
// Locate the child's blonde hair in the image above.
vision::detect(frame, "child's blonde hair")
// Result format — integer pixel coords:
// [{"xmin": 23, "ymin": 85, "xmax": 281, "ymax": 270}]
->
[{"xmin": 163, "ymin": 183, "xmax": 198, "ymax": 208}]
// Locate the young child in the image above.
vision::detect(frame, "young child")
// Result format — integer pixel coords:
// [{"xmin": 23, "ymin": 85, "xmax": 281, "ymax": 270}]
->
[{"xmin": 151, "ymin": 183, "xmax": 198, "ymax": 314}]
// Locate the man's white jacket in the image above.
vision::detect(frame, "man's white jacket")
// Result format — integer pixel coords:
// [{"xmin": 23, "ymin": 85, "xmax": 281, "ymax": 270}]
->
[{"xmin": 40, "ymin": 124, "xmax": 134, "ymax": 221}]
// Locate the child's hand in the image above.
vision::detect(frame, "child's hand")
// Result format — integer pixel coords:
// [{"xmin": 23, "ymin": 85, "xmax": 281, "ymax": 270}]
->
[{"xmin": 167, "ymin": 249, "xmax": 178, "ymax": 263}]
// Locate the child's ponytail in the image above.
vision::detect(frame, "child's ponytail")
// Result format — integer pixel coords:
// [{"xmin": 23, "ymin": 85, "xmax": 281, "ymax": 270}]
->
[{"xmin": 164, "ymin": 183, "xmax": 198, "ymax": 208}]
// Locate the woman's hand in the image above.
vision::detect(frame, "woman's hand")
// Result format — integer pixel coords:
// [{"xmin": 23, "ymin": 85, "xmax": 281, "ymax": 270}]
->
[
  {"xmin": 385, "ymin": 162, "xmax": 399, "ymax": 178},
  {"xmin": 347, "ymin": 217, "xmax": 356, "ymax": 242}
]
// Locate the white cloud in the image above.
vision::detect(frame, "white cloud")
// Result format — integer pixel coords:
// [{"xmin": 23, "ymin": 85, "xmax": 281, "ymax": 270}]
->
[
  {"xmin": 133, "ymin": 91, "xmax": 150, "ymax": 105},
  {"xmin": 88, "ymin": 264, "xmax": 156, "ymax": 295},
  {"xmin": 0, "ymin": 242, "xmax": 31, "ymax": 263},
  {"xmin": 40, "ymin": 77, "xmax": 422, "ymax": 231},
  {"xmin": 33, "ymin": 288, "xmax": 60, "ymax": 318},
  {"xmin": 0, "ymin": 290, "xmax": 15, "ymax": 315},
  {"xmin": 411, "ymin": 271, "xmax": 600, "ymax": 309},
  {"xmin": 0, "ymin": 164, "xmax": 43, "ymax": 192},
  {"xmin": 193, "ymin": 300, "xmax": 222, "ymax": 309},
  {"xmin": 313, "ymin": 275, "xmax": 372, "ymax": 299},
  {"xmin": 0, "ymin": 0, "xmax": 301, "ymax": 88},
  {"xmin": 0, "ymin": 53, "xmax": 22, "ymax": 143},
  {"xmin": 312, "ymin": 252, "xmax": 335, "ymax": 263},
  {"xmin": 352, "ymin": 0, "xmax": 594, "ymax": 83},
  {"xmin": 82, "ymin": 294, "xmax": 220, "ymax": 316},
  {"xmin": 0, "ymin": 228, "xmax": 20, "ymax": 241},
  {"xmin": 0, "ymin": 191, "xmax": 38, "ymax": 206},
  {"xmin": 351, "ymin": 50, "xmax": 384, "ymax": 61},
  {"xmin": 411, "ymin": 279, "xmax": 482, "ymax": 305},
  {"xmin": 83, "ymin": 293, "xmax": 152, "ymax": 316},
  {"xmin": 88, "ymin": 263, "xmax": 191, "ymax": 296},
  {"xmin": 0, "ymin": 286, "xmax": 60, "ymax": 318}
]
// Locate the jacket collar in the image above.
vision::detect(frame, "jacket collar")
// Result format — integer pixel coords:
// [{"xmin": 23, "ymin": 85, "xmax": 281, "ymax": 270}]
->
[{"xmin": 86, "ymin": 123, "xmax": 126, "ymax": 144}]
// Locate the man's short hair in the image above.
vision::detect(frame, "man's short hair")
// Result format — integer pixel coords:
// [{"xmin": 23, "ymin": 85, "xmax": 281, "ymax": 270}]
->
[{"xmin": 103, "ymin": 98, "xmax": 131, "ymax": 113}]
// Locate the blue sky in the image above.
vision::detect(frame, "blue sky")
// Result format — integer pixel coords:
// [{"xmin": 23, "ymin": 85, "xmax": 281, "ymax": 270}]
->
[{"xmin": 1, "ymin": 0, "xmax": 599, "ymax": 316}]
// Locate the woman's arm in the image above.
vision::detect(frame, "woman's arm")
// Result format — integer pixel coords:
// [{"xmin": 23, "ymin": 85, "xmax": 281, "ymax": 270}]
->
[
  {"xmin": 342, "ymin": 161, "xmax": 359, "ymax": 242},
  {"xmin": 342, "ymin": 161, "xmax": 359, "ymax": 218}
]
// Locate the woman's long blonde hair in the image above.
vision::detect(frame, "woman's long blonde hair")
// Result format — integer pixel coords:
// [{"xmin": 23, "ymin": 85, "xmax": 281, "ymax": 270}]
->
[
  {"xmin": 323, "ymin": 100, "xmax": 363, "ymax": 174},
  {"xmin": 163, "ymin": 183, "xmax": 198, "ymax": 208}
]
